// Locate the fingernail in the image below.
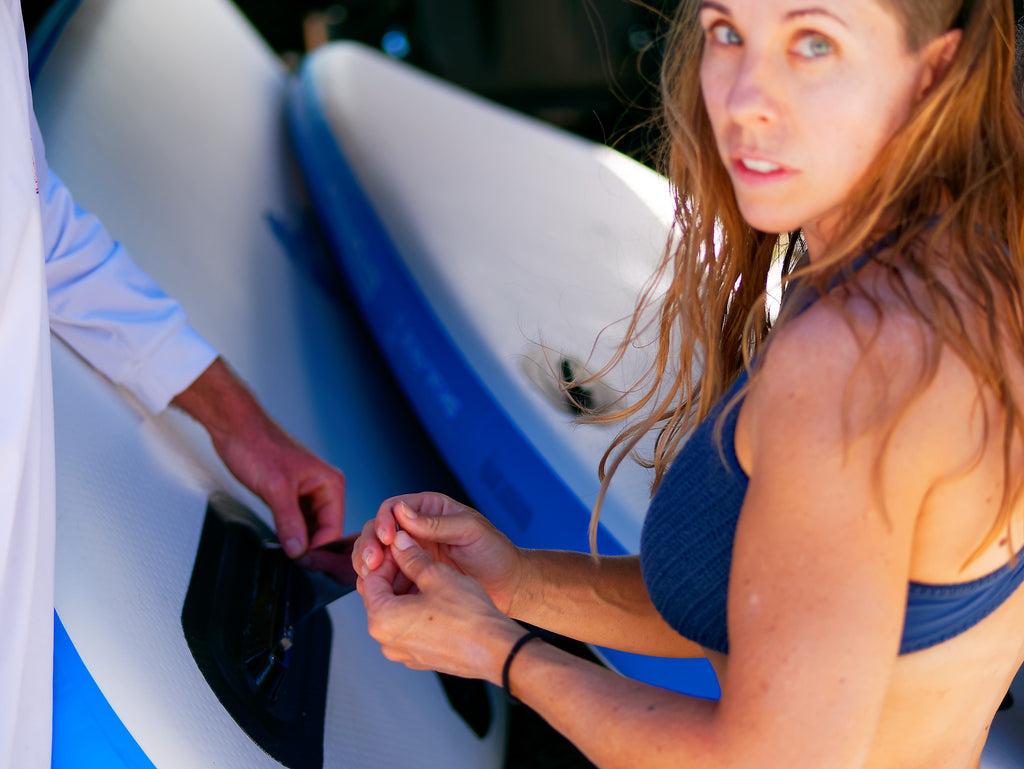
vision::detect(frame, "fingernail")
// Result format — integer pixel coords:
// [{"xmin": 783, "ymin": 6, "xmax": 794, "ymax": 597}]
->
[
  {"xmin": 394, "ymin": 531, "xmax": 416, "ymax": 551},
  {"xmin": 398, "ymin": 502, "xmax": 417, "ymax": 519},
  {"xmin": 360, "ymin": 564, "xmax": 370, "ymax": 578},
  {"xmin": 284, "ymin": 539, "xmax": 303, "ymax": 558}
]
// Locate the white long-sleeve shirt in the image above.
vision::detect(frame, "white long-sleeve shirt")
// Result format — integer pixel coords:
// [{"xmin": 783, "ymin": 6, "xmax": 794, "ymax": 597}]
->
[{"xmin": 0, "ymin": 2, "xmax": 217, "ymax": 766}]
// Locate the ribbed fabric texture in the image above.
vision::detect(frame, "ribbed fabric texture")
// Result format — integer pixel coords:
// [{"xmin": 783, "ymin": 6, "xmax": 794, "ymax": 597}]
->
[
  {"xmin": 639, "ymin": 368, "xmax": 1024, "ymax": 657},
  {"xmin": 902, "ymin": 558, "xmax": 1024, "ymax": 654},
  {"xmin": 640, "ymin": 371, "xmax": 748, "ymax": 655}
]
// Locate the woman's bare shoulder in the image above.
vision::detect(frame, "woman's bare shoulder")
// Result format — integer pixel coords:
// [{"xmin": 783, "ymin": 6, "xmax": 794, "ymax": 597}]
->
[
  {"xmin": 765, "ymin": 262, "xmax": 987, "ymax": 408},
  {"xmin": 744, "ymin": 273, "xmax": 990, "ymax": 517},
  {"xmin": 760, "ymin": 280, "xmax": 934, "ymax": 410}
]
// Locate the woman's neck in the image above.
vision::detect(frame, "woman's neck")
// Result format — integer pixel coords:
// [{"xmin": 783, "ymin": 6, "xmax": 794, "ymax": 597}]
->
[{"xmin": 801, "ymin": 211, "xmax": 841, "ymax": 262}]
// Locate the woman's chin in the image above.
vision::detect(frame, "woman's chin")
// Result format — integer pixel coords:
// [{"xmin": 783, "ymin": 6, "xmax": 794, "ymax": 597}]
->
[
  {"xmin": 732, "ymin": 200, "xmax": 806, "ymax": 236},
  {"xmin": 739, "ymin": 213, "xmax": 798, "ymax": 235}
]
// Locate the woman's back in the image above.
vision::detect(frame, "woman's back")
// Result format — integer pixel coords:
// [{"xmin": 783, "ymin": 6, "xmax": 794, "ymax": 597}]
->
[{"xmin": 723, "ymin": 255, "xmax": 1024, "ymax": 768}]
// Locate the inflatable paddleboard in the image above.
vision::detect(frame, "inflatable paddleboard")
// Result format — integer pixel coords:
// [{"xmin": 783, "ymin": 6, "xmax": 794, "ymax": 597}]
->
[
  {"xmin": 285, "ymin": 40, "xmax": 1024, "ymax": 762},
  {"xmin": 286, "ymin": 40, "xmax": 720, "ymax": 699},
  {"xmin": 32, "ymin": 1, "xmax": 506, "ymax": 767}
]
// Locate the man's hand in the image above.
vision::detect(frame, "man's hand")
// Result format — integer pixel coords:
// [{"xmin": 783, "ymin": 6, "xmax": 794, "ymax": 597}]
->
[{"xmin": 172, "ymin": 357, "xmax": 345, "ymax": 557}]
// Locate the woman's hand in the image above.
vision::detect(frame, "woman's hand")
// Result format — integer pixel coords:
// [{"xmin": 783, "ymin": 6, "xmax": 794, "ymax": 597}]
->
[
  {"xmin": 353, "ymin": 492, "xmax": 525, "ymax": 615},
  {"xmin": 362, "ymin": 529, "xmax": 523, "ymax": 684}
]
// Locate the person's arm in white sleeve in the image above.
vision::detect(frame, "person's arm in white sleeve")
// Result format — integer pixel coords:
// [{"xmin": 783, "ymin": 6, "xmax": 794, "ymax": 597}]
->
[
  {"xmin": 32, "ymin": 110, "xmax": 346, "ymax": 557},
  {"xmin": 40, "ymin": 161, "xmax": 218, "ymax": 413},
  {"xmin": 31, "ymin": 104, "xmax": 217, "ymax": 412}
]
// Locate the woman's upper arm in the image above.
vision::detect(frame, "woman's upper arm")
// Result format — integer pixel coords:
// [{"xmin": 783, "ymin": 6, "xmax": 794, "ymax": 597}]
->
[{"xmin": 718, "ymin": 308, "xmax": 929, "ymax": 768}]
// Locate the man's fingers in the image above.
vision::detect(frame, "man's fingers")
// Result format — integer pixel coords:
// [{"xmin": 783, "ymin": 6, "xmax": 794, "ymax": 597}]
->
[
  {"xmin": 307, "ymin": 499, "xmax": 345, "ymax": 550},
  {"xmin": 302, "ymin": 475, "xmax": 346, "ymax": 549},
  {"xmin": 266, "ymin": 485, "xmax": 309, "ymax": 558}
]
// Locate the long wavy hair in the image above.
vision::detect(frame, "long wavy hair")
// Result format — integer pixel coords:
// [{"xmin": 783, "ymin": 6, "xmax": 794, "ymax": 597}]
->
[{"xmin": 585, "ymin": 0, "xmax": 1024, "ymax": 558}]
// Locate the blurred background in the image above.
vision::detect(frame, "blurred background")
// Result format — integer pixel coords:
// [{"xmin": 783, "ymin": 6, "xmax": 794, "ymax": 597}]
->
[
  {"xmin": 23, "ymin": 0, "xmax": 1024, "ymax": 170},
  {"xmin": 23, "ymin": 0, "xmax": 674, "ymax": 163},
  {"xmin": 237, "ymin": 0, "xmax": 673, "ymax": 166},
  {"xmin": 23, "ymin": 0, "xmax": 675, "ymax": 165},
  {"xmin": 232, "ymin": 0, "xmax": 672, "ymax": 164}
]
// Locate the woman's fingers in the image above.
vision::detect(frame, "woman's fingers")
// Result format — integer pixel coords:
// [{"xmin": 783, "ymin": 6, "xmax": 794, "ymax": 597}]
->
[
  {"xmin": 392, "ymin": 500, "xmax": 480, "ymax": 547},
  {"xmin": 352, "ymin": 518, "xmax": 382, "ymax": 575},
  {"xmin": 390, "ymin": 530, "xmax": 437, "ymax": 583},
  {"xmin": 354, "ymin": 499, "xmax": 404, "ymax": 575}
]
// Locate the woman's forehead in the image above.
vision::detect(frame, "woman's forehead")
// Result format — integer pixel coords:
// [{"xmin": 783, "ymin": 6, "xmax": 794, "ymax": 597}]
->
[
  {"xmin": 696, "ymin": 0, "xmax": 904, "ymax": 30},
  {"xmin": 697, "ymin": 0, "xmax": 954, "ymax": 51}
]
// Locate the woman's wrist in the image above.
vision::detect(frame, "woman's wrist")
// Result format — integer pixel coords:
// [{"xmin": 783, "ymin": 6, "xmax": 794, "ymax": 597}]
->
[
  {"xmin": 478, "ymin": 617, "xmax": 536, "ymax": 687},
  {"xmin": 501, "ymin": 627, "xmax": 551, "ymax": 703},
  {"xmin": 507, "ymin": 547, "xmax": 563, "ymax": 623},
  {"xmin": 501, "ymin": 547, "xmax": 532, "ymax": 620}
]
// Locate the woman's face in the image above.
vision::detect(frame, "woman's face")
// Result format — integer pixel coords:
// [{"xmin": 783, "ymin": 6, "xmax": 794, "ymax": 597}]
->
[{"xmin": 698, "ymin": 0, "xmax": 951, "ymax": 255}]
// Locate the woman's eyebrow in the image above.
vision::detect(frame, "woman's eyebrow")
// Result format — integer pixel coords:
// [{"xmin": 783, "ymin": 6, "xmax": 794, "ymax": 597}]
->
[
  {"xmin": 698, "ymin": 1, "xmax": 731, "ymax": 15},
  {"xmin": 785, "ymin": 7, "xmax": 849, "ymax": 27},
  {"xmin": 697, "ymin": 2, "xmax": 849, "ymax": 29}
]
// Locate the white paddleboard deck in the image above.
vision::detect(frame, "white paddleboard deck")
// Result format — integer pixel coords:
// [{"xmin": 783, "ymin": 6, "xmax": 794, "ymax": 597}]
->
[
  {"xmin": 287, "ymin": 39, "xmax": 717, "ymax": 698},
  {"xmin": 291, "ymin": 42, "xmax": 667, "ymax": 556},
  {"xmin": 33, "ymin": 1, "xmax": 506, "ymax": 767}
]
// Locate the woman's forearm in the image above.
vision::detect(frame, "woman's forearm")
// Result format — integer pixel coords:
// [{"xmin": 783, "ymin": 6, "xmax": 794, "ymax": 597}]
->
[
  {"xmin": 509, "ymin": 551, "xmax": 706, "ymax": 658},
  {"xmin": 504, "ymin": 636, "xmax": 722, "ymax": 769}
]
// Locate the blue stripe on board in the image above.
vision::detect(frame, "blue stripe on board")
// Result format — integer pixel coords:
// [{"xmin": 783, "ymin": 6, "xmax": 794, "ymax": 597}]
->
[
  {"xmin": 285, "ymin": 59, "xmax": 720, "ymax": 700},
  {"xmin": 53, "ymin": 612, "xmax": 157, "ymax": 769}
]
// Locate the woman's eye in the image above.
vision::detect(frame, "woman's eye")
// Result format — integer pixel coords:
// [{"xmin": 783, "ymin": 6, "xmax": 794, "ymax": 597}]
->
[
  {"xmin": 793, "ymin": 33, "xmax": 833, "ymax": 58},
  {"xmin": 709, "ymin": 23, "xmax": 742, "ymax": 46}
]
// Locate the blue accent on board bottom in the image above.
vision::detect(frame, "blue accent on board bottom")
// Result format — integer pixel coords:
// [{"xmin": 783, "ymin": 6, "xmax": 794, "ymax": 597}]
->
[
  {"xmin": 53, "ymin": 611, "xmax": 157, "ymax": 769},
  {"xmin": 284, "ymin": 56, "xmax": 720, "ymax": 700}
]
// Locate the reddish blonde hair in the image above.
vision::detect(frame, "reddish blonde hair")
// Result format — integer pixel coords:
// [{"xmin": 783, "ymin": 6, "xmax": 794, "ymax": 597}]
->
[{"xmin": 585, "ymin": 0, "xmax": 1024, "ymax": 556}]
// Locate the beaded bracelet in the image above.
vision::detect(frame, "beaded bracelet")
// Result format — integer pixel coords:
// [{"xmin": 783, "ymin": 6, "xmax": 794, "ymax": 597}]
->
[{"xmin": 501, "ymin": 627, "xmax": 548, "ymax": 703}]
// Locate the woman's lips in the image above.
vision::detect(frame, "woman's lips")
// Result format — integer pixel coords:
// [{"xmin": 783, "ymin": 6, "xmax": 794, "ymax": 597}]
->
[
  {"xmin": 740, "ymin": 157, "xmax": 781, "ymax": 173},
  {"xmin": 731, "ymin": 155, "xmax": 795, "ymax": 184}
]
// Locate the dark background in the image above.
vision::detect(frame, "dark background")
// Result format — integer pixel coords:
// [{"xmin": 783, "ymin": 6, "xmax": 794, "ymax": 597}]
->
[
  {"xmin": 234, "ymin": 0, "xmax": 674, "ymax": 166},
  {"xmin": 232, "ymin": 1, "xmax": 675, "ymax": 165},
  {"xmin": 23, "ymin": 0, "xmax": 674, "ymax": 162},
  {"xmin": 232, "ymin": 1, "xmax": 672, "ymax": 164}
]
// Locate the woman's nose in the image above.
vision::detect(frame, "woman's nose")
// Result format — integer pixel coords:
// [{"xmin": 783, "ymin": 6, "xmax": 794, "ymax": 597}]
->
[{"xmin": 725, "ymin": 52, "xmax": 780, "ymax": 126}]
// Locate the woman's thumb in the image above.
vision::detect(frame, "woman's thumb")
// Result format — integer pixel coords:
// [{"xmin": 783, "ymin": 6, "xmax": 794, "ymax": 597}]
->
[{"xmin": 390, "ymin": 530, "xmax": 434, "ymax": 583}]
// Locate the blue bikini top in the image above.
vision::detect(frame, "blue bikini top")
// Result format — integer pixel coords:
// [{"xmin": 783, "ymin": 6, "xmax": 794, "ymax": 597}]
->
[{"xmin": 640, "ymin": 253, "xmax": 1024, "ymax": 656}]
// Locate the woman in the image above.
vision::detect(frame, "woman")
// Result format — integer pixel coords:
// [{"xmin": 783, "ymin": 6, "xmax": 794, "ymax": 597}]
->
[{"xmin": 353, "ymin": 1, "xmax": 1024, "ymax": 766}]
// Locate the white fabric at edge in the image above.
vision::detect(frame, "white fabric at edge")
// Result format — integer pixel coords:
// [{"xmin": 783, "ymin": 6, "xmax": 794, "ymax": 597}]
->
[{"xmin": 0, "ymin": 2, "xmax": 219, "ymax": 765}]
